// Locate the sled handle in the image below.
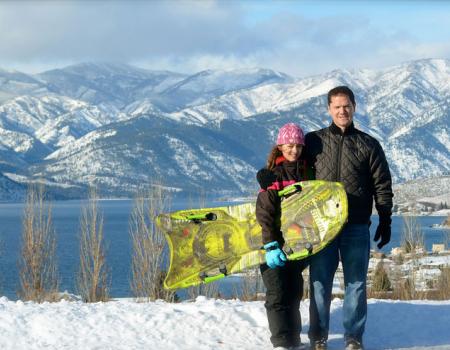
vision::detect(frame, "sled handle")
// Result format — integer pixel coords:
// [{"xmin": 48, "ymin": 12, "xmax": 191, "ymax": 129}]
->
[
  {"xmin": 285, "ymin": 242, "xmax": 314, "ymax": 260},
  {"xmin": 202, "ymin": 273, "xmax": 226, "ymax": 284},
  {"xmin": 199, "ymin": 263, "xmax": 227, "ymax": 284},
  {"xmin": 278, "ymin": 183, "xmax": 302, "ymax": 198}
]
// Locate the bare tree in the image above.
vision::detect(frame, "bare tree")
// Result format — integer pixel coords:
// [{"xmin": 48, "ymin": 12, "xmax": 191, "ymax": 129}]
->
[
  {"xmin": 188, "ymin": 280, "xmax": 220, "ymax": 300},
  {"xmin": 77, "ymin": 187, "xmax": 110, "ymax": 302},
  {"xmin": 397, "ymin": 215, "xmax": 426, "ymax": 300},
  {"xmin": 437, "ymin": 267, "xmax": 450, "ymax": 299},
  {"xmin": 18, "ymin": 183, "xmax": 59, "ymax": 302},
  {"xmin": 231, "ymin": 268, "xmax": 262, "ymax": 301},
  {"xmin": 401, "ymin": 215, "xmax": 425, "ymax": 254},
  {"xmin": 130, "ymin": 184, "xmax": 176, "ymax": 301}
]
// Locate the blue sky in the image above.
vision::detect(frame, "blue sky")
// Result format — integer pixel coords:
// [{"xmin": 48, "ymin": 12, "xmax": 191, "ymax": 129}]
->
[{"xmin": 0, "ymin": 0, "xmax": 449, "ymax": 77}]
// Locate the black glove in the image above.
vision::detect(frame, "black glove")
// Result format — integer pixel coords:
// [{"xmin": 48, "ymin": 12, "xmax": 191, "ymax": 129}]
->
[
  {"xmin": 374, "ymin": 215, "xmax": 391, "ymax": 249},
  {"xmin": 256, "ymin": 168, "xmax": 277, "ymax": 190}
]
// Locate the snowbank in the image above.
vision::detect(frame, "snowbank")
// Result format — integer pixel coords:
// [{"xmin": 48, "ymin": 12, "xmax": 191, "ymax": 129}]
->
[{"xmin": 0, "ymin": 296, "xmax": 449, "ymax": 350}]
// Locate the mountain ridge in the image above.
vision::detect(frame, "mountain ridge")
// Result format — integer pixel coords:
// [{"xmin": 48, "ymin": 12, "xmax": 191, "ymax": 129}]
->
[{"xmin": 0, "ymin": 58, "xmax": 449, "ymax": 199}]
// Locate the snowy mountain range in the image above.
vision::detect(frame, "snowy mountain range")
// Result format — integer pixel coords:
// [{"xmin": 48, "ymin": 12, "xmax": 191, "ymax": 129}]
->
[{"xmin": 0, "ymin": 59, "xmax": 449, "ymax": 199}]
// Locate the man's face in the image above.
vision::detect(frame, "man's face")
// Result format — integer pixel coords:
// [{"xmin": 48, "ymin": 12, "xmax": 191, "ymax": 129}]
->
[{"xmin": 328, "ymin": 94, "xmax": 355, "ymax": 131}]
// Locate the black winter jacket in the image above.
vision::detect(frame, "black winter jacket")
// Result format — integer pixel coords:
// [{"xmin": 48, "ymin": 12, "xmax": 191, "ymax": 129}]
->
[
  {"xmin": 305, "ymin": 122, "xmax": 393, "ymax": 224},
  {"xmin": 256, "ymin": 158, "xmax": 314, "ymax": 245}
]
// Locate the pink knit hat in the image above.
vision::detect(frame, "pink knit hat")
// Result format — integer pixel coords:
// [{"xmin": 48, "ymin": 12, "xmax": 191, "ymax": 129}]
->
[{"xmin": 276, "ymin": 123, "xmax": 305, "ymax": 145}]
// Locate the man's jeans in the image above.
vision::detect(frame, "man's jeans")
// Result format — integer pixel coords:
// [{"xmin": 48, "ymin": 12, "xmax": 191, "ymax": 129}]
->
[{"xmin": 308, "ymin": 224, "xmax": 370, "ymax": 342}]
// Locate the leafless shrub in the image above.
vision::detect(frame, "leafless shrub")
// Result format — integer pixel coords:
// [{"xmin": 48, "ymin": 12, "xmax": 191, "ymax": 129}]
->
[
  {"xmin": 393, "ymin": 262, "xmax": 430, "ymax": 301},
  {"xmin": 371, "ymin": 261, "xmax": 392, "ymax": 292},
  {"xmin": 392, "ymin": 276, "xmax": 414, "ymax": 300},
  {"xmin": 396, "ymin": 215, "xmax": 428, "ymax": 300},
  {"xmin": 18, "ymin": 183, "xmax": 59, "ymax": 302},
  {"xmin": 76, "ymin": 187, "xmax": 110, "ymax": 302},
  {"xmin": 436, "ymin": 267, "xmax": 450, "ymax": 299},
  {"xmin": 130, "ymin": 184, "xmax": 176, "ymax": 302},
  {"xmin": 188, "ymin": 281, "xmax": 220, "ymax": 300},
  {"xmin": 401, "ymin": 215, "xmax": 425, "ymax": 254},
  {"xmin": 232, "ymin": 268, "xmax": 264, "ymax": 301},
  {"xmin": 392, "ymin": 253, "xmax": 404, "ymax": 265}
]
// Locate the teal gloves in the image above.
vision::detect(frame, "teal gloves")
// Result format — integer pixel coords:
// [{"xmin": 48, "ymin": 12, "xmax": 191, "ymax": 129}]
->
[{"xmin": 264, "ymin": 241, "xmax": 287, "ymax": 268}]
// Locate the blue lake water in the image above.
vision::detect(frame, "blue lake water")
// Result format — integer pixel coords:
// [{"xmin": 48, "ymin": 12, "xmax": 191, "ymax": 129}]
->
[{"xmin": 0, "ymin": 199, "xmax": 448, "ymax": 300}]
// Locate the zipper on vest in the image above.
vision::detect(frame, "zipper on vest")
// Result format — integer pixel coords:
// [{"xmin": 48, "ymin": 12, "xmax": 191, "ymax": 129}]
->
[{"xmin": 336, "ymin": 134, "xmax": 344, "ymax": 181}]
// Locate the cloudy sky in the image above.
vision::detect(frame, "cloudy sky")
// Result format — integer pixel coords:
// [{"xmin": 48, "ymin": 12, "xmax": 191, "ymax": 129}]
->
[{"xmin": 1, "ymin": 0, "xmax": 449, "ymax": 77}]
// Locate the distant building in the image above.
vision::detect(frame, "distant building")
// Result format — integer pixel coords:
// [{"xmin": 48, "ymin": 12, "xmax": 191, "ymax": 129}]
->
[{"xmin": 432, "ymin": 244, "xmax": 446, "ymax": 254}]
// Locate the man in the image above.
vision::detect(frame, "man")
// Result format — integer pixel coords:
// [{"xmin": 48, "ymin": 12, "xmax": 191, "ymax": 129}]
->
[{"xmin": 305, "ymin": 86, "xmax": 393, "ymax": 350}]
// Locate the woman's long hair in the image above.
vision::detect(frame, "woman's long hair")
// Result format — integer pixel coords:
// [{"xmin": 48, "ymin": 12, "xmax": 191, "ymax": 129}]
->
[{"xmin": 266, "ymin": 145, "xmax": 282, "ymax": 170}]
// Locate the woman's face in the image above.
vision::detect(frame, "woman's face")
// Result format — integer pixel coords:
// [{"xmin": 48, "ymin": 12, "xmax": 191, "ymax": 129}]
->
[{"xmin": 277, "ymin": 144, "xmax": 303, "ymax": 162}]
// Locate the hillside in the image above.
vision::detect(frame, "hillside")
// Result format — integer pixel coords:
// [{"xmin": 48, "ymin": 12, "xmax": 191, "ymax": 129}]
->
[{"xmin": 0, "ymin": 59, "xmax": 449, "ymax": 198}]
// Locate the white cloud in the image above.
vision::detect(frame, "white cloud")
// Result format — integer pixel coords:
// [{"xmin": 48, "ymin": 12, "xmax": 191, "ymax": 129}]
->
[
  {"xmin": 0, "ymin": 0, "xmax": 449, "ymax": 76},
  {"xmin": 0, "ymin": 1, "xmax": 246, "ymax": 60}
]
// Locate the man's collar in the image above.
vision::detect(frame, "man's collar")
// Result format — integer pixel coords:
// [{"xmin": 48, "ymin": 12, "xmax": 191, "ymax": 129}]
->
[{"xmin": 329, "ymin": 122, "xmax": 355, "ymax": 135}]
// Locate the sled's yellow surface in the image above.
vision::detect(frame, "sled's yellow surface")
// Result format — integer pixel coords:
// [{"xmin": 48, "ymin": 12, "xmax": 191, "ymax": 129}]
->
[{"xmin": 156, "ymin": 180, "xmax": 348, "ymax": 290}]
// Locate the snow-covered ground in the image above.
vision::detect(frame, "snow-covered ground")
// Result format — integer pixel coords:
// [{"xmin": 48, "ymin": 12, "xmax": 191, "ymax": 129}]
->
[{"xmin": 0, "ymin": 296, "xmax": 449, "ymax": 350}]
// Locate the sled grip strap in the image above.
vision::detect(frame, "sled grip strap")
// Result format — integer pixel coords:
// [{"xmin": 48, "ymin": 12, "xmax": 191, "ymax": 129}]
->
[
  {"xmin": 286, "ymin": 249, "xmax": 312, "ymax": 261},
  {"xmin": 203, "ymin": 274, "xmax": 225, "ymax": 284},
  {"xmin": 278, "ymin": 183, "xmax": 302, "ymax": 197},
  {"xmin": 285, "ymin": 242, "xmax": 314, "ymax": 260}
]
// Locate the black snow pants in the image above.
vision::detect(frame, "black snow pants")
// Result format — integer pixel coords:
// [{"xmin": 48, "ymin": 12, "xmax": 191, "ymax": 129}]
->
[{"xmin": 261, "ymin": 259, "xmax": 308, "ymax": 348}]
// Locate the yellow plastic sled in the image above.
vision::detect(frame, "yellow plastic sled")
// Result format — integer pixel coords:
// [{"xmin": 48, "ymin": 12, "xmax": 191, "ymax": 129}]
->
[{"xmin": 156, "ymin": 180, "xmax": 348, "ymax": 290}]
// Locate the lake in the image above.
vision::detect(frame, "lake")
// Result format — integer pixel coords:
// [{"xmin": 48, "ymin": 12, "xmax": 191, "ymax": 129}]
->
[{"xmin": 0, "ymin": 199, "xmax": 448, "ymax": 300}]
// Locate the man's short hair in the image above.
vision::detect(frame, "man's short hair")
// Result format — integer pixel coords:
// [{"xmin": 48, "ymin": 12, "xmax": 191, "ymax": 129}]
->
[{"xmin": 327, "ymin": 86, "xmax": 356, "ymax": 107}]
